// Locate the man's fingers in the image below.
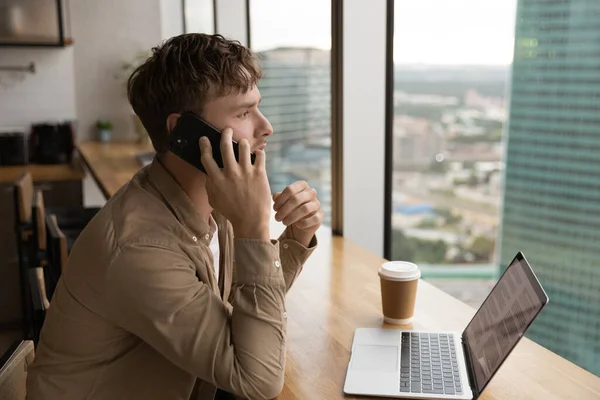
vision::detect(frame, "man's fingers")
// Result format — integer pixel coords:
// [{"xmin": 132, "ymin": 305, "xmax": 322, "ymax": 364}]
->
[
  {"xmin": 199, "ymin": 137, "xmax": 220, "ymax": 176},
  {"xmin": 274, "ymin": 181, "xmax": 310, "ymax": 211},
  {"xmin": 238, "ymin": 139, "xmax": 251, "ymax": 168},
  {"xmin": 254, "ymin": 148, "xmax": 266, "ymax": 171},
  {"xmin": 275, "ymin": 188, "xmax": 314, "ymax": 221},
  {"xmin": 220, "ymin": 127, "xmax": 236, "ymax": 170},
  {"xmin": 280, "ymin": 201, "xmax": 320, "ymax": 226},
  {"xmin": 293, "ymin": 210, "xmax": 323, "ymax": 229}
]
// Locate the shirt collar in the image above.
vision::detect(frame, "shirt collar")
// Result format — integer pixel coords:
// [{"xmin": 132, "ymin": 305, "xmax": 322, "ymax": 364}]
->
[{"xmin": 146, "ymin": 158, "xmax": 213, "ymax": 245}]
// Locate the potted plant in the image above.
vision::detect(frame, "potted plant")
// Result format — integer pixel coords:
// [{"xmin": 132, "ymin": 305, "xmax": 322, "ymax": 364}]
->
[{"xmin": 96, "ymin": 120, "xmax": 113, "ymax": 142}]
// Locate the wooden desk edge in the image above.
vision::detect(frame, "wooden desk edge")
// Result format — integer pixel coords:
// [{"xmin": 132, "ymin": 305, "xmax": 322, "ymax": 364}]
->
[
  {"xmin": 76, "ymin": 143, "xmax": 112, "ymax": 200},
  {"xmin": 0, "ymin": 162, "xmax": 85, "ymax": 184}
]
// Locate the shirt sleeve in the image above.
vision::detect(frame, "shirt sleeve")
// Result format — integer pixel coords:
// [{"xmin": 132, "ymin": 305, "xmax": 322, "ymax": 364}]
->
[
  {"xmin": 276, "ymin": 227, "xmax": 317, "ymax": 292},
  {"xmin": 105, "ymin": 239, "xmax": 289, "ymax": 400}
]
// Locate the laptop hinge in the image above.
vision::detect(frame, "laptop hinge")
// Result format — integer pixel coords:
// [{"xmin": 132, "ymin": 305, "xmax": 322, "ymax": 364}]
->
[{"xmin": 461, "ymin": 333, "xmax": 479, "ymax": 399}]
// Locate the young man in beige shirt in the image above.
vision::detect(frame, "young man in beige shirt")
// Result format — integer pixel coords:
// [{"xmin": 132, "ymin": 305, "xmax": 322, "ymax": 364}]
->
[{"xmin": 26, "ymin": 33, "xmax": 322, "ymax": 400}]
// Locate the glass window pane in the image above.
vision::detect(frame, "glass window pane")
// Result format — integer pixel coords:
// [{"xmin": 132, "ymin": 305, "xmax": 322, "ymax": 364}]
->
[
  {"xmin": 249, "ymin": 0, "xmax": 332, "ymax": 227},
  {"xmin": 391, "ymin": 0, "xmax": 600, "ymax": 378},
  {"xmin": 391, "ymin": 0, "xmax": 517, "ymax": 306},
  {"xmin": 184, "ymin": 0, "xmax": 214, "ymax": 34}
]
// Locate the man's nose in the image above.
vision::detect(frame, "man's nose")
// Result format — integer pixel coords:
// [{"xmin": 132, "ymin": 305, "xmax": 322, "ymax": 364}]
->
[{"xmin": 258, "ymin": 112, "xmax": 274, "ymax": 137}]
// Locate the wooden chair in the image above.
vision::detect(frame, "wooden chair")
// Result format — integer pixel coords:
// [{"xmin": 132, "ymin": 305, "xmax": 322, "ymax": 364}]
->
[
  {"xmin": 45, "ymin": 214, "xmax": 69, "ymax": 280},
  {"xmin": 27, "ymin": 266, "xmax": 49, "ymax": 346},
  {"xmin": 27, "ymin": 190, "xmax": 52, "ymax": 345},
  {"xmin": 13, "ymin": 173, "xmax": 100, "ymax": 342},
  {"xmin": 0, "ymin": 340, "xmax": 35, "ymax": 400},
  {"xmin": 14, "ymin": 173, "xmax": 33, "ymax": 229},
  {"xmin": 13, "ymin": 176, "xmax": 56, "ymax": 342},
  {"xmin": 13, "ymin": 173, "xmax": 36, "ymax": 342},
  {"xmin": 31, "ymin": 187, "xmax": 97, "ymax": 296},
  {"xmin": 31, "ymin": 190, "xmax": 53, "ymax": 300}
]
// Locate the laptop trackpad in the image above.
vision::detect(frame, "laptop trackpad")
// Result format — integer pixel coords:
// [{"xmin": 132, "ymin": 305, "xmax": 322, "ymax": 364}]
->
[{"xmin": 351, "ymin": 345, "xmax": 398, "ymax": 372}]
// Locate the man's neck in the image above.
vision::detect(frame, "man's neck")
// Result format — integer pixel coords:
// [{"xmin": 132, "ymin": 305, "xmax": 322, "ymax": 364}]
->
[{"xmin": 159, "ymin": 152, "xmax": 213, "ymax": 222}]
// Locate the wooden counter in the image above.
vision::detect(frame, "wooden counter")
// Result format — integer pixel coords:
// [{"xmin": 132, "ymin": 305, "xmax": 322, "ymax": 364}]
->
[
  {"xmin": 0, "ymin": 162, "xmax": 85, "ymax": 184},
  {"xmin": 284, "ymin": 234, "xmax": 600, "ymax": 399},
  {"xmin": 76, "ymin": 141, "xmax": 153, "ymax": 199},
  {"xmin": 72, "ymin": 141, "xmax": 600, "ymax": 399}
]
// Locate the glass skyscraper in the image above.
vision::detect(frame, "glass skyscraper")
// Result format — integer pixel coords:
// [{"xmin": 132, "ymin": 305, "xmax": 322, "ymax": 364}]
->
[{"xmin": 499, "ymin": 0, "xmax": 600, "ymax": 376}]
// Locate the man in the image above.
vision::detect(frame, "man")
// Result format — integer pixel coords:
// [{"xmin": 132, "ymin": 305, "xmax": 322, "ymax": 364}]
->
[{"xmin": 27, "ymin": 33, "xmax": 322, "ymax": 400}]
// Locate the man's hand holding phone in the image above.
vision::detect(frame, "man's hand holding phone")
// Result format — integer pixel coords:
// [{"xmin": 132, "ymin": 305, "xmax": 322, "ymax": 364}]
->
[{"xmin": 200, "ymin": 128, "xmax": 272, "ymax": 241}]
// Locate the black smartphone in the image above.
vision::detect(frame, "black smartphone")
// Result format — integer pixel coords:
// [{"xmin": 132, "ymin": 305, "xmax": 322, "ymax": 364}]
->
[{"xmin": 166, "ymin": 111, "xmax": 255, "ymax": 174}]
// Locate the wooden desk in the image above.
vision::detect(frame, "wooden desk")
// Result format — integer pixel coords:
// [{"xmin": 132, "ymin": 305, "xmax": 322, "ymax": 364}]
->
[
  {"xmin": 76, "ymin": 141, "xmax": 153, "ymax": 199},
  {"xmin": 74, "ymin": 141, "xmax": 600, "ymax": 399},
  {"xmin": 0, "ymin": 163, "xmax": 85, "ymax": 184},
  {"xmin": 284, "ymin": 233, "xmax": 600, "ymax": 400}
]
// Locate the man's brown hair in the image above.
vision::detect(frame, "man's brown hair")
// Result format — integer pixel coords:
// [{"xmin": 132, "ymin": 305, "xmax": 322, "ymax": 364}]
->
[{"xmin": 127, "ymin": 33, "xmax": 262, "ymax": 153}]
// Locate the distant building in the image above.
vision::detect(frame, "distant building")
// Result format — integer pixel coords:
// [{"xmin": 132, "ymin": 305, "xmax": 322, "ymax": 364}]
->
[
  {"xmin": 393, "ymin": 116, "xmax": 445, "ymax": 169},
  {"xmin": 257, "ymin": 47, "xmax": 332, "ymax": 226},
  {"xmin": 499, "ymin": 0, "xmax": 600, "ymax": 376}
]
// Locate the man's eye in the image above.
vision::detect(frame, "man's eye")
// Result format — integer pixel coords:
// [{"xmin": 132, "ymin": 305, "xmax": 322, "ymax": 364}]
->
[{"xmin": 237, "ymin": 111, "xmax": 250, "ymax": 119}]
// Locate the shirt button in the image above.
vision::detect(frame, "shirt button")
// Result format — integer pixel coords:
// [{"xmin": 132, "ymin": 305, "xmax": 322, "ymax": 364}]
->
[
  {"xmin": 283, "ymin": 243, "xmax": 289, "ymax": 249},
  {"xmin": 275, "ymin": 260, "xmax": 281, "ymax": 268},
  {"xmin": 204, "ymin": 234, "xmax": 210, "ymax": 240},
  {"xmin": 283, "ymin": 312, "xmax": 288, "ymax": 319},
  {"xmin": 192, "ymin": 236, "xmax": 198, "ymax": 242}
]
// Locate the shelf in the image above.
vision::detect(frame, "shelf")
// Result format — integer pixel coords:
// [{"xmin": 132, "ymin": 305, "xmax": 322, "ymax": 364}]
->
[{"xmin": 0, "ymin": 38, "xmax": 74, "ymax": 48}]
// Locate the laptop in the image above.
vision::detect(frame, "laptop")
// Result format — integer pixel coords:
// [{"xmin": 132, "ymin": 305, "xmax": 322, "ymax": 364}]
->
[{"xmin": 343, "ymin": 251, "xmax": 548, "ymax": 399}]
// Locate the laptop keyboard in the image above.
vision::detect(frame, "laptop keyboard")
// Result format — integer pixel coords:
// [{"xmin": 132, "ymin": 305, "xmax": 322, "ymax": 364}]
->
[{"xmin": 400, "ymin": 332, "xmax": 463, "ymax": 395}]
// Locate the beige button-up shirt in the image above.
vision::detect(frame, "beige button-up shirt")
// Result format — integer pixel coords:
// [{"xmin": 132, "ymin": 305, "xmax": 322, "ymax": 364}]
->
[{"xmin": 26, "ymin": 159, "xmax": 316, "ymax": 400}]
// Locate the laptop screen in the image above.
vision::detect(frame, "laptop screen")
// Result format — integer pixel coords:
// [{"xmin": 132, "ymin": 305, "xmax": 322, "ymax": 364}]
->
[{"xmin": 463, "ymin": 252, "xmax": 548, "ymax": 395}]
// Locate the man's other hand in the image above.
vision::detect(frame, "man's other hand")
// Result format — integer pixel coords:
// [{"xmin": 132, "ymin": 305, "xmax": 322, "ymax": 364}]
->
[{"xmin": 272, "ymin": 181, "xmax": 323, "ymax": 247}]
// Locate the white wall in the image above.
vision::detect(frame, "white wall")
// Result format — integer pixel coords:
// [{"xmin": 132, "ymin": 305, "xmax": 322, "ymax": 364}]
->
[
  {"xmin": 0, "ymin": 2, "xmax": 183, "ymax": 209},
  {"xmin": 216, "ymin": 0, "xmax": 248, "ymax": 46},
  {"xmin": 160, "ymin": 0, "xmax": 184, "ymax": 40},
  {"xmin": 0, "ymin": 1, "xmax": 177, "ymax": 141},
  {"xmin": 69, "ymin": 0, "xmax": 163, "ymax": 142},
  {"xmin": 0, "ymin": 47, "xmax": 76, "ymax": 129},
  {"xmin": 343, "ymin": 0, "xmax": 387, "ymax": 257}
]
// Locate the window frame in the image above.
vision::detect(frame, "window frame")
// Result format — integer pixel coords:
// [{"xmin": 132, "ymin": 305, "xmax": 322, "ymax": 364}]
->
[{"xmin": 383, "ymin": 0, "xmax": 394, "ymax": 259}]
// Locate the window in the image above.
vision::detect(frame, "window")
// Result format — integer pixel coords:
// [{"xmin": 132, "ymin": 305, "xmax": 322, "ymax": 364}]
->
[
  {"xmin": 499, "ymin": 0, "xmax": 600, "ymax": 377},
  {"xmin": 248, "ymin": 0, "xmax": 332, "ymax": 227},
  {"xmin": 183, "ymin": 0, "xmax": 215, "ymax": 34},
  {"xmin": 388, "ymin": 0, "xmax": 516, "ymax": 306},
  {"xmin": 387, "ymin": 0, "xmax": 600, "ymax": 377}
]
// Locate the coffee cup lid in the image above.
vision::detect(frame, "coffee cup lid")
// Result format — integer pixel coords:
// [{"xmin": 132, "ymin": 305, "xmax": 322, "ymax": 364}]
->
[{"xmin": 379, "ymin": 261, "xmax": 421, "ymax": 281}]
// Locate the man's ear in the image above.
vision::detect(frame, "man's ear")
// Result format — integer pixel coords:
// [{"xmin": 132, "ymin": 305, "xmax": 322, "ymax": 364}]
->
[{"xmin": 166, "ymin": 113, "xmax": 181, "ymax": 134}]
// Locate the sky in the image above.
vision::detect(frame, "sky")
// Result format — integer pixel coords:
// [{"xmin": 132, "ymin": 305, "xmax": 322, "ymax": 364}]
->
[{"xmin": 249, "ymin": 0, "xmax": 517, "ymax": 66}]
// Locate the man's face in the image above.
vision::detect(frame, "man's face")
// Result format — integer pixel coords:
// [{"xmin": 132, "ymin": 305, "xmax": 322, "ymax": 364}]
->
[{"xmin": 200, "ymin": 85, "xmax": 273, "ymax": 152}]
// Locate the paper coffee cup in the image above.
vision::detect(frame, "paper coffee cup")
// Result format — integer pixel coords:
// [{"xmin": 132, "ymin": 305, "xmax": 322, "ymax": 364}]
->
[{"xmin": 379, "ymin": 261, "xmax": 421, "ymax": 325}]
